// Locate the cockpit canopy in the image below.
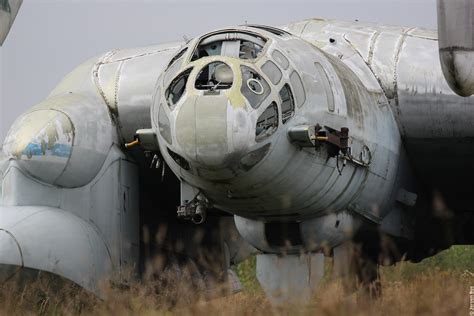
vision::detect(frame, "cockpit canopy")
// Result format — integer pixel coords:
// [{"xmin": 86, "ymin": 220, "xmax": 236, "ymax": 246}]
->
[
  {"xmin": 191, "ymin": 31, "xmax": 267, "ymax": 61},
  {"xmin": 158, "ymin": 26, "xmax": 308, "ymax": 147}
]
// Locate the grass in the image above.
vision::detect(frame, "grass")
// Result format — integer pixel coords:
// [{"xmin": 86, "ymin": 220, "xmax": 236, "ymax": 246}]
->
[{"xmin": 2, "ymin": 246, "xmax": 474, "ymax": 315}]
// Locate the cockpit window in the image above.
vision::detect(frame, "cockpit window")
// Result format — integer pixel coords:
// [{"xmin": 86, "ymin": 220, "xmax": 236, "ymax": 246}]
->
[
  {"xmin": 290, "ymin": 71, "xmax": 306, "ymax": 107},
  {"xmin": 166, "ymin": 47, "xmax": 188, "ymax": 71},
  {"xmin": 195, "ymin": 62, "xmax": 233, "ymax": 90},
  {"xmin": 244, "ymin": 25, "xmax": 291, "ymax": 37},
  {"xmin": 262, "ymin": 60, "xmax": 282, "ymax": 85},
  {"xmin": 191, "ymin": 32, "xmax": 267, "ymax": 61},
  {"xmin": 241, "ymin": 66, "xmax": 270, "ymax": 109},
  {"xmin": 256, "ymin": 102, "xmax": 278, "ymax": 142},
  {"xmin": 164, "ymin": 49, "xmax": 188, "ymax": 87},
  {"xmin": 279, "ymin": 84, "xmax": 295, "ymax": 124},
  {"xmin": 166, "ymin": 68, "xmax": 192, "ymax": 109}
]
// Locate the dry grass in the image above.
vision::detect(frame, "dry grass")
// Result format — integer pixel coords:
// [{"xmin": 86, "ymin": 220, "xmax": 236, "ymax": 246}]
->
[{"xmin": 1, "ymin": 247, "xmax": 474, "ymax": 315}]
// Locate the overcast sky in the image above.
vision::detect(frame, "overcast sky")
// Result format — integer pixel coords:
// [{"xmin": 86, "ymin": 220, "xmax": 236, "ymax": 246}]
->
[{"xmin": 0, "ymin": 0, "xmax": 437, "ymax": 142}]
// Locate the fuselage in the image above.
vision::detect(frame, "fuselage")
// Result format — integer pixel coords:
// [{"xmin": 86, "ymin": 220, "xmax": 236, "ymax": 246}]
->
[
  {"xmin": 2, "ymin": 18, "xmax": 473, "ymax": 293},
  {"xmin": 2, "ymin": 19, "xmax": 472, "ymax": 244},
  {"xmin": 152, "ymin": 22, "xmax": 408, "ymax": 225},
  {"xmin": 287, "ymin": 19, "xmax": 474, "ymax": 212}
]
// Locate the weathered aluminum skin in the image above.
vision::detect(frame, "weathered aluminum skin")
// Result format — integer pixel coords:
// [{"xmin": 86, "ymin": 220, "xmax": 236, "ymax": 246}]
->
[
  {"xmin": 0, "ymin": 146, "xmax": 139, "ymax": 294},
  {"xmin": 2, "ymin": 16, "xmax": 474, "ymax": 296},
  {"xmin": 1, "ymin": 44, "xmax": 181, "ymax": 293},
  {"xmin": 154, "ymin": 26, "xmax": 406, "ymax": 232},
  {"xmin": 285, "ymin": 18, "xmax": 474, "ymax": 211},
  {"xmin": 3, "ymin": 43, "xmax": 182, "ymax": 188}
]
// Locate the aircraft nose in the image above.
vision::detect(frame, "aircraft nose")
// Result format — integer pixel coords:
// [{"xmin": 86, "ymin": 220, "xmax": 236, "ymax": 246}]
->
[{"xmin": 175, "ymin": 92, "xmax": 250, "ymax": 168}]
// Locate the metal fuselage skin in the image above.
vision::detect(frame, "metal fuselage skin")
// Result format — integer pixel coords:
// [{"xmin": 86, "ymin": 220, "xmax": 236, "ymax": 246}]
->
[
  {"xmin": 286, "ymin": 19, "xmax": 474, "ymax": 212},
  {"xmin": 1, "ymin": 19, "xmax": 473, "ymax": 293},
  {"xmin": 154, "ymin": 25, "xmax": 404, "ymax": 226}
]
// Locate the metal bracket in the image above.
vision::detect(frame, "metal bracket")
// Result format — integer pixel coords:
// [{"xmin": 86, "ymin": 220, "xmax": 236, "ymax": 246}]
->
[
  {"xmin": 288, "ymin": 124, "xmax": 370, "ymax": 171},
  {"xmin": 177, "ymin": 191, "xmax": 209, "ymax": 225},
  {"xmin": 312, "ymin": 125, "xmax": 350, "ymax": 157},
  {"xmin": 124, "ymin": 129, "xmax": 159, "ymax": 152}
]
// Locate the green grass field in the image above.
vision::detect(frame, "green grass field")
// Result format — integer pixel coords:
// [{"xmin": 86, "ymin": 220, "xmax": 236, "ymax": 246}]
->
[{"xmin": 236, "ymin": 245, "xmax": 474, "ymax": 293}]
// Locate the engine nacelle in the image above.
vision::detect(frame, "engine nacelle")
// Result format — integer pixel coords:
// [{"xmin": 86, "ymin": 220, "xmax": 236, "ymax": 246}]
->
[
  {"xmin": 2, "ymin": 94, "xmax": 114, "ymax": 188},
  {"xmin": 234, "ymin": 213, "xmax": 361, "ymax": 254},
  {"xmin": 438, "ymin": 0, "xmax": 474, "ymax": 96}
]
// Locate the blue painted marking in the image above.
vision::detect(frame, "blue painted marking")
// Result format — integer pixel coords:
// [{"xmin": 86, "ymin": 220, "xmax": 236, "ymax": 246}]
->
[{"xmin": 22, "ymin": 143, "xmax": 72, "ymax": 158}]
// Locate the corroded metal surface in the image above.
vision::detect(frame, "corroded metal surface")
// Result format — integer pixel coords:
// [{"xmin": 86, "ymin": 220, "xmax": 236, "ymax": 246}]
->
[
  {"xmin": 153, "ymin": 26, "xmax": 403, "ymax": 230},
  {"xmin": 2, "ymin": 15, "xmax": 474, "ymax": 300},
  {"xmin": 286, "ymin": 18, "xmax": 474, "ymax": 211}
]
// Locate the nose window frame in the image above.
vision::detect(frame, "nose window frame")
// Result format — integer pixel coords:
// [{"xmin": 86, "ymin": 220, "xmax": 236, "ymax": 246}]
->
[
  {"xmin": 290, "ymin": 71, "xmax": 306, "ymax": 108},
  {"xmin": 255, "ymin": 102, "xmax": 279, "ymax": 142},
  {"xmin": 191, "ymin": 31, "xmax": 267, "ymax": 62},
  {"xmin": 195, "ymin": 61, "xmax": 234, "ymax": 91},
  {"xmin": 279, "ymin": 84, "xmax": 295, "ymax": 124},
  {"xmin": 272, "ymin": 50, "xmax": 290, "ymax": 70},
  {"xmin": 261, "ymin": 60, "xmax": 283, "ymax": 85},
  {"xmin": 240, "ymin": 65, "xmax": 271, "ymax": 109},
  {"xmin": 165, "ymin": 67, "xmax": 193, "ymax": 110}
]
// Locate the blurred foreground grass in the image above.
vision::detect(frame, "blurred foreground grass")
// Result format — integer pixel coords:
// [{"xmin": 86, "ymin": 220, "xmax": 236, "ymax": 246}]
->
[{"xmin": 2, "ymin": 246, "xmax": 474, "ymax": 315}]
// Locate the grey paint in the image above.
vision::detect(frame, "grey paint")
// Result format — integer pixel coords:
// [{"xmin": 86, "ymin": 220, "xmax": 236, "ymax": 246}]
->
[
  {"xmin": 0, "ymin": 146, "xmax": 139, "ymax": 294},
  {"xmin": 0, "ymin": 0, "xmax": 467, "ymax": 303}
]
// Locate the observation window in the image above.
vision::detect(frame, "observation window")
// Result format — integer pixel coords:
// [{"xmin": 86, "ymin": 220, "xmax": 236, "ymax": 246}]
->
[
  {"xmin": 195, "ymin": 62, "xmax": 233, "ymax": 90},
  {"xmin": 279, "ymin": 84, "xmax": 295, "ymax": 124},
  {"xmin": 166, "ymin": 47, "xmax": 188, "ymax": 70},
  {"xmin": 256, "ymin": 102, "xmax": 279, "ymax": 142},
  {"xmin": 241, "ymin": 66, "xmax": 270, "ymax": 109},
  {"xmin": 164, "ymin": 49, "xmax": 188, "ymax": 87},
  {"xmin": 272, "ymin": 50, "xmax": 289, "ymax": 70},
  {"xmin": 191, "ymin": 32, "xmax": 267, "ymax": 61},
  {"xmin": 166, "ymin": 68, "xmax": 192, "ymax": 109},
  {"xmin": 290, "ymin": 71, "xmax": 306, "ymax": 107},
  {"xmin": 168, "ymin": 148, "xmax": 190, "ymax": 170},
  {"xmin": 262, "ymin": 60, "xmax": 282, "ymax": 85}
]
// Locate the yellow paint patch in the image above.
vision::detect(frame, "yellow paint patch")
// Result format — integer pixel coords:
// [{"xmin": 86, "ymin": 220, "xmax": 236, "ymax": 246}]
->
[{"xmin": 185, "ymin": 57, "xmax": 247, "ymax": 110}]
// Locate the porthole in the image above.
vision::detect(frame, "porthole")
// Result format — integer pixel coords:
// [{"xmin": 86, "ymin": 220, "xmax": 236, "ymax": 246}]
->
[
  {"xmin": 279, "ymin": 84, "xmax": 295, "ymax": 124},
  {"xmin": 272, "ymin": 50, "xmax": 290, "ymax": 70},
  {"xmin": 290, "ymin": 71, "xmax": 306, "ymax": 107},
  {"xmin": 256, "ymin": 102, "xmax": 279, "ymax": 142},
  {"xmin": 262, "ymin": 60, "xmax": 282, "ymax": 85},
  {"xmin": 241, "ymin": 66, "xmax": 270, "ymax": 109},
  {"xmin": 247, "ymin": 78, "xmax": 264, "ymax": 95}
]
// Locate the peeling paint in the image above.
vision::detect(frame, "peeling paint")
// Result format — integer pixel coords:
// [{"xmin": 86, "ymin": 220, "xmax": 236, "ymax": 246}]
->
[{"xmin": 4, "ymin": 110, "xmax": 74, "ymax": 161}]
